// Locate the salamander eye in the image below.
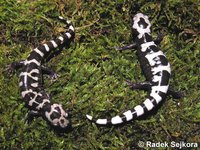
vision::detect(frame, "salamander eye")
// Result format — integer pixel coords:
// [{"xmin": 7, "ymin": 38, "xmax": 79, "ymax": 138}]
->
[
  {"xmin": 60, "ymin": 119, "xmax": 65, "ymax": 124},
  {"xmin": 54, "ymin": 123, "xmax": 58, "ymax": 126}
]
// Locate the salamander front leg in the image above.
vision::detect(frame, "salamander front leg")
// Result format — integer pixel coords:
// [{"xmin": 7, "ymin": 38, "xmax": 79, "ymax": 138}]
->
[
  {"xmin": 154, "ymin": 33, "xmax": 164, "ymax": 45},
  {"xmin": 115, "ymin": 43, "xmax": 137, "ymax": 51},
  {"xmin": 116, "ymin": 33, "xmax": 164, "ymax": 51},
  {"xmin": 26, "ymin": 110, "xmax": 40, "ymax": 124}
]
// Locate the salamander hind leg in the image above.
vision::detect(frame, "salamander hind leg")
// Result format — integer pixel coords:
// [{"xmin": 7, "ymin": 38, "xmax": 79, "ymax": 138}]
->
[
  {"xmin": 41, "ymin": 65, "xmax": 59, "ymax": 81},
  {"xmin": 167, "ymin": 87, "xmax": 183, "ymax": 99},
  {"xmin": 6, "ymin": 61, "xmax": 25, "ymax": 74},
  {"xmin": 126, "ymin": 80, "xmax": 152, "ymax": 91}
]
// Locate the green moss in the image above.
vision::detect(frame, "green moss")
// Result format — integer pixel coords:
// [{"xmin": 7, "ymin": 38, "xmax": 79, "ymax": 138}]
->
[{"xmin": 0, "ymin": 0, "xmax": 199, "ymax": 149}]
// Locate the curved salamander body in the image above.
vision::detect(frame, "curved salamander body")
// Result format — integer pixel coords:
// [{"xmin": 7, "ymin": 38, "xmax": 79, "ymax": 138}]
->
[
  {"xmin": 9, "ymin": 16, "xmax": 75, "ymax": 130},
  {"xmin": 86, "ymin": 13, "xmax": 180, "ymax": 125}
]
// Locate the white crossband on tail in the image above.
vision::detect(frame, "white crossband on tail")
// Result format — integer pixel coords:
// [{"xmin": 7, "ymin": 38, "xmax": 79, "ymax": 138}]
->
[
  {"xmin": 8, "ymin": 16, "xmax": 75, "ymax": 130},
  {"xmin": 86, "ymin": 13, "xmax": 181, "ymax": 125}
]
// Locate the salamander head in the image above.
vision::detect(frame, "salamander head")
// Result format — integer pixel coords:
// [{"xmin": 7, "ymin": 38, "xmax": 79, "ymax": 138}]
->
[
  {"xmin": 132, "ymin": 13, "xmax": 152, "ymax": 41},
  {"xmin": 44, "ymin": 103, "xmax": 70, "ymax": 130}
]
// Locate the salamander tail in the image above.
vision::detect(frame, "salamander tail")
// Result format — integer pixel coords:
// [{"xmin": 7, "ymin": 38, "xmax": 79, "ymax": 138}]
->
[{"xmin": 86, "ymin": 96, "xmax": 165, "ymax": 125}]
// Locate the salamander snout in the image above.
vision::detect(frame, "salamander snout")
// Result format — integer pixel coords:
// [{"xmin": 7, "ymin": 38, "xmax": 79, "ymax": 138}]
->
[{"xmin": 45, "ymin": 104, "xmax": 70, "ymax": 129}]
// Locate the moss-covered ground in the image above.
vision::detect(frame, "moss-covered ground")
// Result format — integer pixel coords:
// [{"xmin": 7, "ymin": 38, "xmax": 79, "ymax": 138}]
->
[{"xmin": 0, "ymin": 0, "xmax": 199, "ymax": 149}]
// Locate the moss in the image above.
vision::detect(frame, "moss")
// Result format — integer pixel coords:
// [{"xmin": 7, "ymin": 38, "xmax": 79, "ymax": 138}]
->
[{"xmin": 0, "ymin": 0, "xmax": 199, "ymax": 149}]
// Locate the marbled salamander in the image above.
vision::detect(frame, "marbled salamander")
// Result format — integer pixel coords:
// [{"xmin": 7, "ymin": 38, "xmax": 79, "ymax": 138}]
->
[
  {"xmin": 86, "ymin": 13, "xmax": 181, "ymax": 125},
  {"xmin": 8, "ymin": 16, "xmax": 75, "ymax": 130}
]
